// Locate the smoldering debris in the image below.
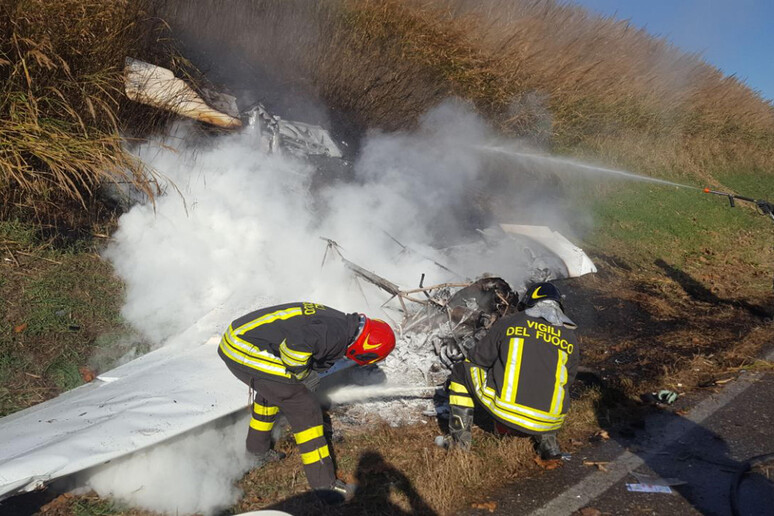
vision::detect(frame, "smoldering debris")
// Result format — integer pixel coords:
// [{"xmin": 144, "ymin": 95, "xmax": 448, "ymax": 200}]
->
[
  {"xmin": 319, "ymin": 235, "xmax": 591, "ymax": 425},
  {"xmin": 244, "ymin": 104, "xmax": 343, "ymax": 159},
  {"xmin": 124, "ymin": 58, "xmax": 344, "ymax": 160},
  {"xmin": 124, "ymin": 58, "xmax": 242, "ymax": 129}
]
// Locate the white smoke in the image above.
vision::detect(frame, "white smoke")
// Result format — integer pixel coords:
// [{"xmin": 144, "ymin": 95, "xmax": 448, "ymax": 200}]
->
[
  {"xmin": 93, "ymin": 101, "xmax": 512, "ymax": 514},
  {"xmin": 82, "ymin": 414, "xmax": 253, "ymax": 515},
  {"xmin": 105, "ymin": 101, "xmax": 492, "ymax": 346}
]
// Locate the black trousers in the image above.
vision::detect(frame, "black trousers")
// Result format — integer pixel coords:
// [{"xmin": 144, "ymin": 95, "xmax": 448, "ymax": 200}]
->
[{"xmin": 223, "ymin": 360, "xmax": 336, "ymax": 489}]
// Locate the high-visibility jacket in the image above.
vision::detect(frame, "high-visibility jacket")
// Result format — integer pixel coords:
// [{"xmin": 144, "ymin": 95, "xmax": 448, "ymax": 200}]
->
[
  {"xmin": 463, "ymin": 312, "xmax": 579, "ymax": 435},
  {"xmin": 218, "ymin": 302, "xmax": 360, "ymax": 383}
]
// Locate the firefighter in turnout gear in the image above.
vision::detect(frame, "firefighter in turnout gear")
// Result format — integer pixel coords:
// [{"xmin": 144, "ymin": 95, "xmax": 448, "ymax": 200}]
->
[
  {"xmin": 436, "ymin": 282, "xmax": 579, "ymax": 459},
  {"xmin": 218, "ymin": 302, "xmax": 395, "ymax": 503}
]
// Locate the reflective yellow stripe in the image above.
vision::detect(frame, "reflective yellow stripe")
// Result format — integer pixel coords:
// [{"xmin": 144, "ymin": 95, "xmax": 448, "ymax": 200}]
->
[
  {"xmin": 501, "ymin": 337, "xmax": 523, "ymax": 402},
  {"xmin": 222, "ymin": 307, "xmax": 308, "ymax": 379},
  {"xmin": 473, "ymin": 363, "xmax": 563, "ymax": 422},
  {"xmin": 549, "ymin": 350, "xmax": 569, "ymax": 415},
  {"xmin": 250, "ymin": 418, "xmax": 274, "ymax": 432},
  {"xmin": 280, "ymin": 352, "xmax": 307, "ymax": 367},
  {"xmin": 279, "ymin": 340, "xmax": 312, "ymax": 362},
  {"xmin": 475, "ymin": 372, "xmax": 563, "ymax": 423},
  {"xmin": 449, "ymin": 381, "xmax": 469, "ymax": 394},
  {"xmin": 279, "ymin": 345, "xmax": 309, "ymax": 367},
  {"xmin": 219, "ymin": 337, "xmax": 291, "ymax": 378},
  {"xmin": 236, "ymin": 307, "xmax": 303, "ymax": 333},
  {"xmin": 225, "ymin": 329, "xmax": 284, "ymax": 365},
  {"xmin": 253, "ymin": 403, "xmax": 279, "ymax": 417},
  {"xmin": 449, "ymin": 395, "xmax": 475, "ymax": 408},
  {"xmin": 292, "ymin": 369, "xmax": 310, "ymax": 381},
  {"xmin": 294, "ymin": 425, "xmax": 324, "ymax": 444},
  {"xmin": 300, "ymin": 445, "xmax": 330, "ymax": 465},
  {"xmin": 469, "ymin": 366, "xmax": 563, "ymax": 432}
]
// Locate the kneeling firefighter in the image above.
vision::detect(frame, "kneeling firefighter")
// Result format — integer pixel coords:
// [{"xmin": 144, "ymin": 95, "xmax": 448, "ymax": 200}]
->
[
  {"xmin": 437, "ymin": 282, "xmax": 579, "ymax": 459},
  {"xmin": 218, "ymin": 302, "xmax": 396, "ymax": 503}
]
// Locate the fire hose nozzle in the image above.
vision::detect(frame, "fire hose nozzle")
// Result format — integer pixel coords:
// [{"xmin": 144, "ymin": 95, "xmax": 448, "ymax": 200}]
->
[{"xmin": 703, "ymin": 188, "xmax": 736, "ymax": 207}]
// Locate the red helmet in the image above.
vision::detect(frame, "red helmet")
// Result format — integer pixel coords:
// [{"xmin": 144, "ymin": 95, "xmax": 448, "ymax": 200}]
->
[{"xmin": 347, "ymin": 317, "xmax": 396, "ymax": 365}]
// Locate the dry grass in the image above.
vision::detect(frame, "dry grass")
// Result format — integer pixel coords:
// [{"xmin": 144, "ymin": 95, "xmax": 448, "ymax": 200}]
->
[
  {"xmin": 156, "ymin": 0, "xmax": 774, "ymax": 182},
  {"xmin": 6, "ymin": 0, "xmax": 773, "ymax": 228},
  {"xmin": 233, "ymin": 411, "xmax": 596, "ymax": 515},
  {"xmin": 0, "ymin": 0, "xmax": 179, "ymax": 230}
]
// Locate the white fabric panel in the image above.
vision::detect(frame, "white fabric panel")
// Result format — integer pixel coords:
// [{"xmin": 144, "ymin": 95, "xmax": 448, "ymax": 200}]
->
[{"xmin": 0, "ymin": 337, "xmax": 244, "ymax": 500}]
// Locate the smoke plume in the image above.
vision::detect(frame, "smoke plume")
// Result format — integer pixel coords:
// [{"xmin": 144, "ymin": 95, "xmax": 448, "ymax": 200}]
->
[{"xmin": 95, "ymin": 101, "xmax": 545, "ymax": 514}]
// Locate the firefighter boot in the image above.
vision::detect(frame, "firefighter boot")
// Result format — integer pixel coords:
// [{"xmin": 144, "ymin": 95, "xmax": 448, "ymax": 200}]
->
[
  {"xmin": 252, "ymin": 448, "xmax": 286, "ymax": 469},
  {"xmin": 534, "ymin": 433, "xmax": 562, "ymax": 460},
  {"xmin": 315, "ymin": 479, "xmax": 357, "ymax": 505},
  {"xmin": 436, "ymin": 406, "xmax": 474, "ymax": 450}
]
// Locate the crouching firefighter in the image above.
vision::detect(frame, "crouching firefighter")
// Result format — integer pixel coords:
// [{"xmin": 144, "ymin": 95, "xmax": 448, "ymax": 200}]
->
[
  {"xmin": 218, "ymin": 302, "xmax": 396, "ymax": 503},
  {"xmin": 436, "ymin": 282, "xmax": 579, "ymax": 459}
]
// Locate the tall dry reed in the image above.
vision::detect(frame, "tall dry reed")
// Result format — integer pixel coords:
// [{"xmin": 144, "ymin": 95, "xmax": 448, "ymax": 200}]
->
[
  {"xmin": 157, "ymin": 0, "xmax": 774, "ymax": 182},
  {"xmin": 0, "ymin": 0, "xmax": 174, "ymax": 230}
]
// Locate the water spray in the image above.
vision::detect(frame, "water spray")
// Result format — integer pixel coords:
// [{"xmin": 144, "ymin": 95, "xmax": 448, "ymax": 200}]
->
[
  {"xmin": 325, "ymin": 384, "xmax": 437, "ymax": 405},
  {"xmin": 478, "ymin": 145, "xmax": 699, "ymax": 190}
]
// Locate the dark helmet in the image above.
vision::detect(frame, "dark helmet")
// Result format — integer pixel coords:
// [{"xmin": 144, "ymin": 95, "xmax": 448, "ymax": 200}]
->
[{"xmin": 522, "ymin": 282, "xmax": 563, "ymax": 309}]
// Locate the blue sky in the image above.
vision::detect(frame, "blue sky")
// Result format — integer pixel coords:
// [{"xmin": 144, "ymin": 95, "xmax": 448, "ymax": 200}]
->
[{"xmin": 572, "ymin": 0, "xmax": 774, "ymax": 102}]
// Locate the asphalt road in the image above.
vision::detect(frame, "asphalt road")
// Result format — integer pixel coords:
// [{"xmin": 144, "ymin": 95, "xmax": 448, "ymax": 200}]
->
[{"xmin": 461, "ymin": 367, "xmax": 774, "ymax": 515}]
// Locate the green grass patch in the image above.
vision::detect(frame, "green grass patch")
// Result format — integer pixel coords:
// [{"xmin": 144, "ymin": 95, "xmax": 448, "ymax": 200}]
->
[
  {"xmin": 21, "ymin": 255, "xmax": 123, "ymax": 336},
  {"xmin": 582, "ymin": 180, "xmax": 771, "ymax": 269},
  {"xmin": 715, "ymin": 169, "xmax": 774, "ymax": 200},
  {"xmin": 47, "ymin": 353, "xmax": 85, "ymax": 392},
  {"xmin": 0, "ymin": 219, "xmax": 38, "ymax": 247},
  {"xmin": 0, "ymin": 219, "xmax": 128, "ymax": 415},
  {"xmin": 71, "ymin": 498, "xmax": 124, "ymax": 516}
]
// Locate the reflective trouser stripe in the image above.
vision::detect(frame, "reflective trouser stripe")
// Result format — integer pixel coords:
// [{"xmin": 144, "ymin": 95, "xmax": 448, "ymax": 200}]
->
[
  {"xmin": 250, "ymin": 418, "xmax": 274, "ymax": 432},
  {"xmin": 251, "ymin": 400, "xmax": 278, "ymax": 433},
  {"xmin": 450, "ymin": 394, "xmax": 475, "ymax": 408},
  {"xmin": 294, "ymin": 425, "xmax": 324, "ymax": 445},
  {"xmin": 254, "ymin": 403, "xmax": 279, "ymax": 417},
  {"xmin": 449, "ymin": 381, "xmax": 469, "ymax": 394},
  {"xmin": 301, "ymin": 445, "xmax": 330, "ymax": 465},
  {"xmin": 242, "ymin": 376, "xmax": 335, "ymax": 489}
]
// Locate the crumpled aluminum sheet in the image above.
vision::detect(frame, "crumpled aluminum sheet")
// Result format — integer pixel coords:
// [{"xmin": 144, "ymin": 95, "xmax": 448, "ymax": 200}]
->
[{"xmin": 244, "ymin": 105, "xmax": 343, "ymax": 159}]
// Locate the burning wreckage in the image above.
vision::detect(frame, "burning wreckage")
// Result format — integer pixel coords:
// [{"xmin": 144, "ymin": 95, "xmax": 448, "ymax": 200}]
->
[{"xmin": 0, "ymin": 60, "xmax": 596, "ymax": 501}]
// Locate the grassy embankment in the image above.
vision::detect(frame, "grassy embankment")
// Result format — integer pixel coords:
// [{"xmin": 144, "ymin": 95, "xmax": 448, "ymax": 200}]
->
[
  {"xmin": 0, "ymin": 0, "xmax": 180, "ymax": 416},
  {"xmin": 2, "ymin": 0, "xmax": 774, "ymax": 514},
  {"xmin": 164, "ymin": 0, "xmax": 774, "ymax": 288}
]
